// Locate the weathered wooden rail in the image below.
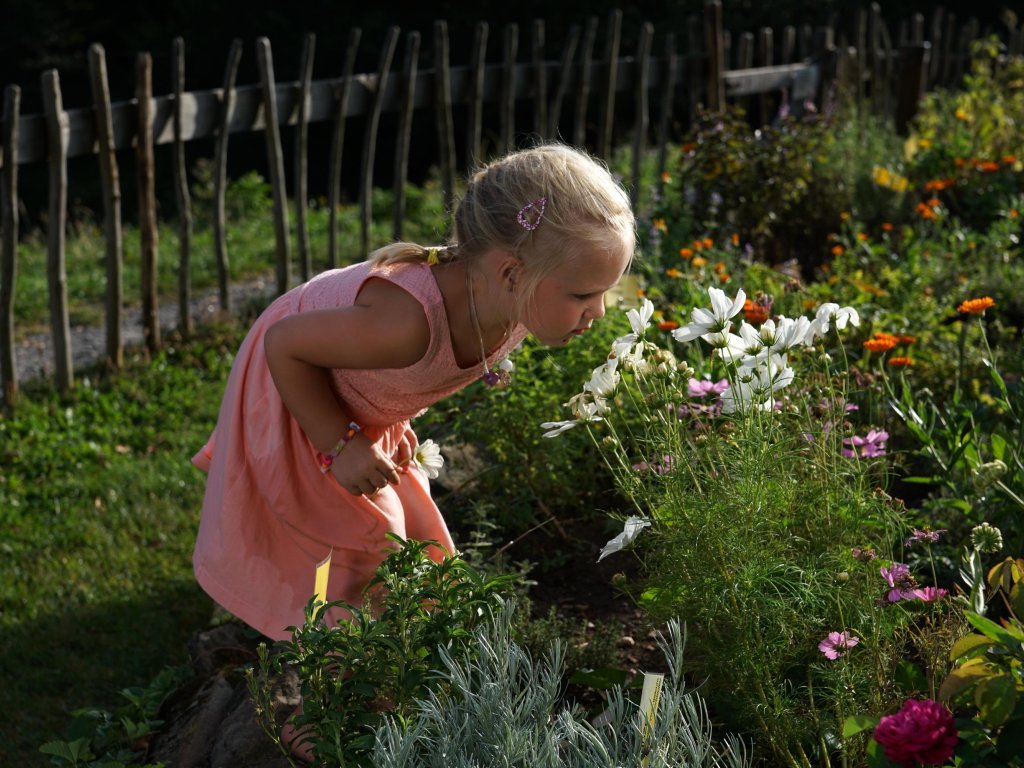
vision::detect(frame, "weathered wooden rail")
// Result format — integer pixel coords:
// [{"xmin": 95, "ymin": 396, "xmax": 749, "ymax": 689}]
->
[{"xmin": 0, "ymin": 1, "xmax": 1014, "ymax": 406}]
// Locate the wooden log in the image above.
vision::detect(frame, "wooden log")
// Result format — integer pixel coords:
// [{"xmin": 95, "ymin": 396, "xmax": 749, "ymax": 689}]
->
[
  {"xmin": 136, "ymin": 54, "xmax": 160, "ymax": 353},
  {"xmin": 531, "ymin": 19, "xmax": 547, "ymax": 140},
  {"xmin": 295, "ymin": 33, "xmax": 315, "ymax": 282},
  {"xmin": 704, "ymin": 0, "xmax": 726, "ymax": 112},
  {"xmin": 88, "ymin": 44, "xmax": 124, "ymax": 370},
  {"xmin": 758, "ymin": 28, "xmax": 773, "ymax": 124},
  {"xmin": 1, "ymin": 86, "xmax": 19, "ymax": 407},
  {"xmin": 433, "ymin": 21, "xmax": 456, "ymax": 213},
  {"xmin": 256, "ymin": 38, "xmax": 291, "ymax": 296},
  {"xmin": 598, "ymin": 9, "xmax": 622, "ymax": 159},
  {"xmin": 361, "ymin": 26, "xmax": 399, "ymax": 255},
  {"xmin": 213, "ymin": 39, "xmax": 242, "ymax": 311},
  {"xmin": 41, "ymin": 70, "xmax": 73, "ymax": 389},
  {"xmin": 172, "ymin": 37, "xmax": 194, "ymax": 335},
  {"xmin": 781, "ymin": 26, "xmax": 796, "ymax": 64},
  {"xmin": 895, "ymin": 42, "xmax": 930, "ymax": 135},
  {"xmin": 655, "ymin": 32, "xmax": 677, "ymax": 195},
  {"xmin": 574, "ymin": 17, "xmax": 597, "ymax": 147},
  {"xmin": 327, "ymin": 28, "xmax": 361, "ymax": 269},
  {"xmin": 548, "ymin": 23, "xmax": 579, "ymax": 139},
  {"xmin": 465, "ymin": 22, "xmax": 488, "ymax": 165},
  {"xmin": 630, "ymin": 22, "xmax": 652, "ymax": 211},
  {"xmin": 501, "ymin": 23, "xmax": 519, "ymax": 152},
  {"xmin": 799, "ymin": 24, "xmax": 813, "ymax": 60},
  {"xmin": 393, "ymin": 31, "xmax": 421, "ymax": 241}
]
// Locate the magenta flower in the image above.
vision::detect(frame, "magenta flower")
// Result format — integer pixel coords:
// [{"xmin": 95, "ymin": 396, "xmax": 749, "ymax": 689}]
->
[
  {"xmin": 909, "ymin": 586, "xmax": 949, "ymax": 602},
  {"xmin": 873, "ymin": 699, "xmax": 958, "ymax": 767},
  {"xmin": 906, "ymin": 528, "xmax": 947, "ymax": 547},
  {"xmin": 851, "ymin": 547, "xmax": 877, "ymax": 561},
  {"xmin": 842, "ymin": 429, "xmax": 889, "ymax": 458},
  {"xmin": 818, "ymin": 631, "xmax": 859, "ymax": 660},
  {"xmin": 880, "ymin": 563, "xmax": 918, "ymax": 602}
]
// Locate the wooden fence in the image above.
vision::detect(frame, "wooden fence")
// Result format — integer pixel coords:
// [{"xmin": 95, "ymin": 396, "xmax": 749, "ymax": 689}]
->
[{"xmin": 0, "ymin": 1, "xmax": 1017, "ymax": 406}]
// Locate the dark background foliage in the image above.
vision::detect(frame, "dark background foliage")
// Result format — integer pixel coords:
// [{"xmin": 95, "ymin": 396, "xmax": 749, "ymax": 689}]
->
[{"xmin": 0, "ymin": 0, "xmax": 1012, "ymax": 224}]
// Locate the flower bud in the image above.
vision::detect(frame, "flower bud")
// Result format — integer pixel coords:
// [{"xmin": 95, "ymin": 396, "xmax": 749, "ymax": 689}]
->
[{"xmin": 971, "ymin": 522, "xmax": 1003, "ymax": 553}]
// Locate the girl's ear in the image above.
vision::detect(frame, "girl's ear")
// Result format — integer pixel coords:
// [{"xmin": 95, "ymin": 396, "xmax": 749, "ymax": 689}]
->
[{"xmin": 498, "ymin": 252, "xmax": 523, "ymax": 291}]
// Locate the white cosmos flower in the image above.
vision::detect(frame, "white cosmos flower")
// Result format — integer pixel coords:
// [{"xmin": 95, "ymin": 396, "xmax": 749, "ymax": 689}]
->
[
  {"xmin": 627, "ymin": 298, "xmax": 655, "ymax": 336},
  {"xmin": 672, "ymin": 286, "xmax": 747, "ymax": 343},
  {"xmin": 807, "ymin": 303, "xmax": 860, "ymax": 342},
  {"xmin": 611, "ymin": 299, "xmax": 654, "ymax": 363},
  {"xmin": 540, "ymin": 420, "xmax": 578, "ymax": 438},
  {"xmin": 598, "ymin": 515, "xmax": 652, "ymax": 561},
  {"xmin": 585, "ymin": 358, "xmax": 620, "ymax": 398},
  {"xmin": 412, "ymin": 439, "xmax": 444, "ymax": 478}
]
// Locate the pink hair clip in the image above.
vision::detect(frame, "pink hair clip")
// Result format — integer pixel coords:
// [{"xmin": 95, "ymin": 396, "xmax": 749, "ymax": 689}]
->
[{"xmin": 516, "ymin": 197, "xmax": 547, "ymax": 231}]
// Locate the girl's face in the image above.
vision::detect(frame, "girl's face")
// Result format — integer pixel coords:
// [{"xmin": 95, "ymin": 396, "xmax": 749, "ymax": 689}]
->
[{"xmin": 520, "ymin": 244, "xmax": 632, "ymax": 347}]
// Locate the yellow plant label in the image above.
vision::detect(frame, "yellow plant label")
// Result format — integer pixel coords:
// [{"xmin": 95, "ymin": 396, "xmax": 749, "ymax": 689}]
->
[{"xmin": 314, "ymin": 549, "xmax": 332, "ymax": 607}]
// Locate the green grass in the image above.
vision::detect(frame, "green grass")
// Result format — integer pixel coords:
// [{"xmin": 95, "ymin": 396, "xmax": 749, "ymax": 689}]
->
[{"xmin": 0, "ymin": 326, "xmax": 246, "ymax": 765}]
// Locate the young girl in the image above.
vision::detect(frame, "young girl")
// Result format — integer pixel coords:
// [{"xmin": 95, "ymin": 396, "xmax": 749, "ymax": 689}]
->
[{"xmin": 191, "ymin": 143, "xmax": 635, "ymax": 643}]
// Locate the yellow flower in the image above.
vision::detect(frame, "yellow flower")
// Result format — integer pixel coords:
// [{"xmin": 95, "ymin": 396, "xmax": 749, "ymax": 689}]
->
[
  {"xmin": 956, "ymin": 296, "xmax": 995, "ymax": 315},
  {"xmin": 871, "ymin": 166, "xmax": 892, "ymax": 187},
  {"xmin": 691, "ymin": 256, "xmax": 708, "ymax": 268},
  {"xmin": 653, "ymin": 218, "xmax": 667, "ymax": 234},
  {"xmin": 665, "ymin": 267, "xmax": 684, "ymax": 278}
]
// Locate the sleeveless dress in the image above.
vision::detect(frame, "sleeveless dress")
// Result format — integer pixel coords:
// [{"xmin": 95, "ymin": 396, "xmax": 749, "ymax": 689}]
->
[{"xmin": 191, "ymin": 260, "xmax": 528, "ymax": 640}]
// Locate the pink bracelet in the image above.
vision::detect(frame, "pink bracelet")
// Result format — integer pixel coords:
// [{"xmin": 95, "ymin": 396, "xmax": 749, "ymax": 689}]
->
[{"xmin": 318, "ymin": 421, "xmax": 362, "ymax": 474}]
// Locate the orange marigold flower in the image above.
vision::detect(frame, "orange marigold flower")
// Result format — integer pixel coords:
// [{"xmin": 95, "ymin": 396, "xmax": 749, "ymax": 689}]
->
[
  {"xmin": 1009, "ymin": 209, "xmax": 1019, "ymax": 219},
  {"xmin": 881, "ymin": 222, "xmax": 894, "ymax": 231},
  {"xmin": 926, "ymin": 197, "xmax": 941, "ymax": 207},
  {"xmin": 887, "ymin": 357, "xmax": 914, "ymax": 368},
  {"xmin": 660, "ymin": 171, "xmax": 672, "ymax": 183},
  {"xmin": 719, "ymin": 273, "xmax": 731, "ymax": 283},
  {"xmin": 864, "ymin": 335, "xmax": 899, "ymax": 352},
  {"xmin": 731, "ymin": 232, "xmax": 740, "ymax": 246},
  {"xmin": 653, "ymin": 218, "xmax": 668, "ymax": 233},
  {"xmin": 692, "ymin": 239, "xmax": 704, "ymax": 250},
  {"xmin": 743, "ymin": 299, "xmax": 770, "ymax": 324},
  {"xmin": 957, "ymin": 296, "xmax": 995, "ymax": 314},
  {"xmin": 924, "ymin": 178, "xmax": 954, "ymax": 192},
  {"xmin": 681, "ymin": 142, "xmax": 697, "ymax": 153},
  {"xmin": 679, "ymin": 247, "xmax": 694, "ymax": 258},
  {"xmin": 976, "ymin": 161, "xmax": 1000, "ymax": 173},
  {"xmin": 856, "ymin": 231, "xmax": 868, "ymax": 241},
  {"xmin": 832, "ymin": 244, "xmax": 845, "ymax": 256},
  {"xmin": 1003, "ymin": 155, "xmax": 1017, "ymax": 165},
  {"xmin": 702, "ymin": 237, "xmax": 714, "ymax": 249},
  {"xmin": 657, "ymin": 320, "xmax": 679, "ymax": 331},
  {"xmin": 898, "ymin": 335, "xmax": 917, "ymax": 344},
  {"xmin": 665, "ymin": 267, "xmax": 684, "ymax": 278},
  {"xmin": 691, "ymin": 256, "xmax": 708, "ymax": 268},
  {"xmin": 714, "ymin": 260, "xmax": 726, "ymax": 272},
  {"xmin": 954, "ymin": 157, "xmax": 966, "ymax": 167}
]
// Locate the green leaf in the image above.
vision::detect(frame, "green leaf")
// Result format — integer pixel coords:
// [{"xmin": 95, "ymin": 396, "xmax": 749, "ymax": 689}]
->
[
  {"xmin": 895, "ymin": 660, "xmax": 929, "ymax": 693},
  {"xmin": 939, "ymin": 658, "xmax": 997, "ymax": 702},
  {"xmin": 975, "ymin": 674, "xmax": 1018, "ymax": 727},
  {"xmin": 39, "ymin": 738, "xmax": 94, "ymax": 763},
  {"xmin": 900, "ymin": 475, "xmax": 942, "ymax": 484},
  {"xmin": 966, "ymin": 611, "xmax": 1024, "ymax": 645},
  {"xmin": 949, "ymin": 633, "xmax": 995, "ymax": 661},
  {"xmin": 842, "ymin": 714, "xmax": 879, "ymax": 738}
]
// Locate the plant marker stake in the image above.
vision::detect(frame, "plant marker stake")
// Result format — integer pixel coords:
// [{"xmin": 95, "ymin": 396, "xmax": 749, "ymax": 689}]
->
[{"xmin": 638, "ymin": 672, "xmax": 664, "ymax": 766}]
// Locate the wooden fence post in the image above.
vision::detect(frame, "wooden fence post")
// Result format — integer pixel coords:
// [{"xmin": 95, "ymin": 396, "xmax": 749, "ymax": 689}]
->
[
  {"xmin": 529, "ymin": 20, "xmax": 547, "ymax": 140},
  {"xmin": 630, "ymin": 22, "xmax": 652, "ymax": 211},
  {"xmin": 172, "ymin": 38, "xmax": 194, "ymax": 335},
  {"xmin": 1, "ymin": 86, "xmax": 19, "ymax": 408},
  {"xmin": 704, "ymin": 0, "xmax": 725, "ymax": 112},
  {"xmin": 548, "ymin": 23, "xmax": 579, "ymax": 139},
  {"xmin": 87, "ymin": 44, "xmax": 124, "ymax": 370},
  {"xmin": 327, "ymin": 28, "xmax": 361, "ymax": 269},
  {"xmin": 500, "ymin": 23, "xmax": 519, "ymax": 152},
  {"xmin": 393, "ymin": 31, "xmax": 421, "ymax": 242},
  {"xmin": 256, "ymin": 38, "xmax": 291, "ymax": 296},
  {"xmin": 598, "ymin": 10, "xmax": 621, "ymax": 160},
  {"xmin": 41, "ymin": 70, "xmax": 73, "ymax": 390},
  {"xmin": 361, "ymin": 26, "xmax": 399, "ymax": 256},
  {"xmin": 295, "ymin": 33, "xmax": 315, "ymax": 282},
  {"xmin": 895, "ymin": 41, "xmax": 930, "ymax": 135},
  {"xmin": 433, "ymin": 21, "xmax": 456, "ymax": 214},
  {"xmin": 573, "ymin": 18, "xmax": 597, "ymax": 148},
  {"xmin": 136, "ymin": 53, "xmax": 160, "ymax": 353},
  {"xmin": 465, "ymin": 22, "xmax": 488, "ymax": 165},
  {"xmin": 655, "ymin": 32, "xmax": 677, "ymax": 195},
  {"xmin": 213, "ymin": 39, "xmax": 242, "ymax": 312},
  {"xmin": 758, "ymin": 27, "xmax": 774, "ymax": 124}
]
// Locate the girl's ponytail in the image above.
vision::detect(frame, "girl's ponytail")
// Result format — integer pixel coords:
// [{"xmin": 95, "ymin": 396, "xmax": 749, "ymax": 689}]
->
[{"xmin": 369, "ymin": 241, "xmax": 458, "ymax": 267}]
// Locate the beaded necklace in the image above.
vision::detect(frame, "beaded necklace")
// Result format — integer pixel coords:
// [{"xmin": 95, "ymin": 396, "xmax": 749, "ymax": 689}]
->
[{"xmin": 465, "ymin": 265, "xmax": 512, "ymax": 387}]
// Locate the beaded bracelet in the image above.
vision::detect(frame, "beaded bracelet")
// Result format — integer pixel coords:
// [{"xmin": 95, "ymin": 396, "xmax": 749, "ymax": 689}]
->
[{"xmin": 318, "ymin": 421, "xmax": 362, "ymax": 474}]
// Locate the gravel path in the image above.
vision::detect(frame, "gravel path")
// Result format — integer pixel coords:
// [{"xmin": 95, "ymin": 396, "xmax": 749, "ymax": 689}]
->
[{"xmin": 12, "ymin": 275, "xmax": 276, "ymax": 386}]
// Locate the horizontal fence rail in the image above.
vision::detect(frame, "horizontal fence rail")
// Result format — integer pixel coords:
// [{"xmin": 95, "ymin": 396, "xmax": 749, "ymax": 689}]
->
[{"xmin": 0, "ymin": 0, "xmax": 1015, "ymax": 406}]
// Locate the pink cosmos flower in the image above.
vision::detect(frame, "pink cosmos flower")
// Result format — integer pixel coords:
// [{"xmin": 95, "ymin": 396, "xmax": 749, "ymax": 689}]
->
[
  {"xmin": 873, "ymin": 699, "xmax": 958, "ymax": 767},
  {"xmin": 880, "ymin": 563, "xmax": 918, "ymax": 602},
  {"xmin": 818, "ymin": 631, "xmax": 859, "ymax": 659},
  {"xmin": 909, "ymin": 586, "xmax": 949, "ymax": 602},
  {"xmin": 687, "ymin": 377, "xmax": 730, "ymax": 398},
  {"xmin": 842, "ymin": 429, "xmax": 889, "ymax": 458}
]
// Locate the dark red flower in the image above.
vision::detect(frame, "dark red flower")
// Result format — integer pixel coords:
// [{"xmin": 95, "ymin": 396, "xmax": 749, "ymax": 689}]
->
[{"xmin": 873, "ymin": 699, "xmax": 958, "ymax": 767}]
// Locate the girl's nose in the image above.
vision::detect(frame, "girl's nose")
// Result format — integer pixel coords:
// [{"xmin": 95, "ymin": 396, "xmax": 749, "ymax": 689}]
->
[{"xmin": 588, "ymin": 296, "xmax": 607, "ymax": 320}]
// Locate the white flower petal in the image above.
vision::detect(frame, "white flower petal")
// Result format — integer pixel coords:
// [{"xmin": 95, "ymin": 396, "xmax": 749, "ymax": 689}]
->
[
  {"xmin": 597, "ymin": 516, "xmax": 652, "ymax": 561},
  {"xmin": 540, "ymin": 420, "xmax": 578, "ymax": 438}
]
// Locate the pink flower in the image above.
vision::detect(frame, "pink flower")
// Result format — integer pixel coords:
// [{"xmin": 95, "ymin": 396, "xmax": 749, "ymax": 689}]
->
[
  {"xmin": 818, "ymin": 631, "xmax": 860, "ymax": 660},
  {"xmin": 687, "ymin": 377, "xmax": 730, "ymax": 398},
  {"xmin": 873, "ymin": 699, "xmax": 958, "ymax": 767},
  {"xmin": 906, "ymin": 528, "xmax": 947, "ymax": 547},
  {"xmin": 880, "ymin": 563, "xmax": 918, "ymax": 602},
  {"xmin": 909, "ymin": 586, "xmax": 949, "ymax": 602},
  {"xmin": 842, "ymin": 429, "xmax": 889, "ymax": 458}
]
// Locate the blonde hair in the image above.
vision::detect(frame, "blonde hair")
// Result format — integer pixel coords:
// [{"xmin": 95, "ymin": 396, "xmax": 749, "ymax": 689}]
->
[{"xmin": 370, "ymin": 144, "xmax": 635, "ymax": 307}]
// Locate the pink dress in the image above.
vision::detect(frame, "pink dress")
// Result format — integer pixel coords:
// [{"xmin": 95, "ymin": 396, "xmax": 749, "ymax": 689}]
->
[{"xmin": 192, "ymin": 260, "xmax": 527, "ymax": 640}]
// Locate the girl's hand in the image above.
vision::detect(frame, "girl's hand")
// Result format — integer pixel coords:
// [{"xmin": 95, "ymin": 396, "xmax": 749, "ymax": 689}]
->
[
  {"xmin": 330, "ymin": 434, "xmax": 400, "ymax": 497},
  {"xmin": 392, "ymin": 426, "xmax": 418, "ymax": 473}
]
